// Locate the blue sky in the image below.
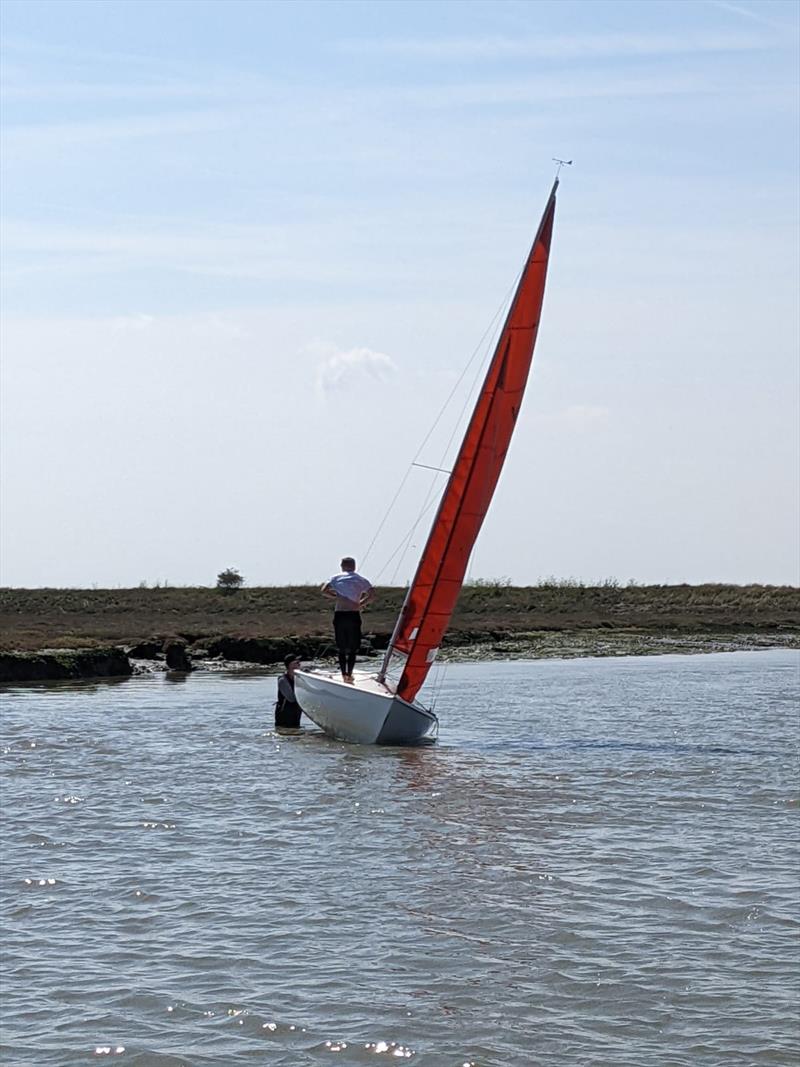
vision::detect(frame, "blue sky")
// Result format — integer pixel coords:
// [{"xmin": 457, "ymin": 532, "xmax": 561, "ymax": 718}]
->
[{"xmin": 1, "ymin": 0, "xmax": 798, "ymax": 587}]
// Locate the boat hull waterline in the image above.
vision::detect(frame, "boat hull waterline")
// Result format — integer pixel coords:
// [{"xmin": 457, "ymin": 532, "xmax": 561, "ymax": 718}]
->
[{"xmin": 294, "ymin": 669, "xmax": 438, "ymax": 745}]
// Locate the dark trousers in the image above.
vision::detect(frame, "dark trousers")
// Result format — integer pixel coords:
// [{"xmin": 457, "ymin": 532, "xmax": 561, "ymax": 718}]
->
[
  {"xmin": 334, "ymin": 611, "xmax": 361, "ymax": 675},
  {"xmin": 275, "ymin": 699, "xmax": 302, "ymax": 728}
]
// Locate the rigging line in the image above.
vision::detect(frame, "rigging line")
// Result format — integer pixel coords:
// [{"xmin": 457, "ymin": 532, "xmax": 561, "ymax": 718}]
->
[
  {"xmin": 360, "ymin": 268, "xmax": 522, "ymax": 570},
  {"xmin": 386, "ymin": 461, "xmax": 451, "ymax": 585},
  {"xmin": 383, "ymin": 326, "xmax": 503, "ymax": 585},
  {"xmin": 434, "ymin": 314, "xmax": 501, "ymax": 476},
  {"xmin": 407, "ymin": 325, "xmax": 504, "ymax": 591},
  {"xmin": 377, "ymin": 477, "xmax": 445, "ymax": 585},
  {"xmin": 373, "ymin": 460, "xmax": 449, "ymax": 585},
  {"xmin": 360, "ymin": 464, "xmax": 415, "ymax": 569},
  {"xmin": 412, "ymin": 462, "xmax": 452, "ymax": 474},
  {"xmin": 427, "ymin": 647, "xmax": 452, "ymax": 716},
  {"xmin": 410, "ymin": 272, "xmax": 519, "ymax": 467},
  {"xmin": 387, "ymin": 533, "xmax": 416, "ymax": 588},
  {"xmin": 379, "ymin": 279, "xmax": 514, "ymax": 584},
  {"xmin": 372, "ymin": 514, "xmax": 421, "ymax": 585},
  {"xmin": 387, "ymin": 500, "xmax": 433, "ymax": 586},
  {"xmin": 429, "ymin": 265, "xmax": 521, "ymax": 479},
  {"xmin": 376, "ymin": 282, "xmax": 513, "ymax": 587},
  {"xmin": 431, "ymin": 664, "xmax": 449, "ymax": 712}
]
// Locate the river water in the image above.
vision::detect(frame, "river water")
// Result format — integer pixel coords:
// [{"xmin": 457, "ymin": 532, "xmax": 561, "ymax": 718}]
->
[{"xmin": 1, "ymin": 650, "xmax": 798, "ymax": 1067}]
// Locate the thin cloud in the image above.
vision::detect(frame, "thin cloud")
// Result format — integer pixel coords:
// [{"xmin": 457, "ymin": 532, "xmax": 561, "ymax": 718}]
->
[
  {"xmin": 1, "ymin": 31, "xmax": 181, "ymax": 72},
  {"xmin": 314, "ymin": 344, "xmax": 397, "ymax": 396},
  {"xmin": 705, "ymin": 0, "xmax": 792, "ymax": 31},
  {"xmin": 0, "ymin": 71, "xmax": 281, "ymax": 104},
  {"xmin": 337, "ymin": 30, "xmax": 772, "ymax": 61},
  {"xmin": 1, "ymin": 217, "xmax": 459, "ymax": 295},
  {"xmin": 394, "ymin": 72, "xmax": 710, "ymax": 111},
  {"xmin": 0, "ymin": 218, "xmax": 395, "ymax": 288},
  {"xmin": 563, "ymin": 404, "xmax": 610, "ymax": 426},
  {"xmin": 0, "ymin": 70, "xmax": 714, "ymax": 133},
  {"xmin": 1, "ymin": 109, "xmax": 235, "ymax": 150},
  {"xmin": 111, "ymin": 313, "xmax": 155, "ymax": 332},
  {"xmin": 0, "ymin": 79, "xmax": 223, "ymax": 103},
  {"xmin": 534, "ymin": 405, "xmax": 611, "ymax": 432}
]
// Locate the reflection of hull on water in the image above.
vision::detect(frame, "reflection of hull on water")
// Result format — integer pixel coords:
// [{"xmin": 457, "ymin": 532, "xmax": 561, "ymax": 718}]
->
[{"xmin": 294, "ymin": 669, "xmax": 438, "ymax": 745}]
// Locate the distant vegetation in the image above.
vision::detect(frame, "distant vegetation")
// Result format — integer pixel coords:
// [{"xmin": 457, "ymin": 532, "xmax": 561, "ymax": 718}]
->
[
  {"xmin": 216, "ymin": 568, "xmax": 245, "ymax": 592},
  {"xmin": 0, "ymin": 583, "xmax": 797, "ymax": 652}
]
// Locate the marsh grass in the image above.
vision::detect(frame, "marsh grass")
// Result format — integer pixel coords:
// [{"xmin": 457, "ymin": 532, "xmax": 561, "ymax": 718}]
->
[{"xmin": 0, "ymin": 583, "xmax": 797, "ymax": 652}]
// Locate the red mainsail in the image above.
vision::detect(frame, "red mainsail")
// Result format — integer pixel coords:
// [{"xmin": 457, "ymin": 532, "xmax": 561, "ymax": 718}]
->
[{"xmin": 382, "ymin": 181, "xmax": 558, "ymax": 703}]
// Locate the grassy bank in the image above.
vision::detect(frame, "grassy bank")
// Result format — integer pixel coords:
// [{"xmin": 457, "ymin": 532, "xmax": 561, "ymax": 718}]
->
[{"xmin": 1, "ymin": 582, "xmax": 797, "ymax": 653}]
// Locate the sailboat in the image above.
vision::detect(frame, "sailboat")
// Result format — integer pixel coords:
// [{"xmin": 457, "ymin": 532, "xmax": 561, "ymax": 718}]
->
[{"xmin": 294, "ymin": 180, "xmax": 559, "ymax": 744}]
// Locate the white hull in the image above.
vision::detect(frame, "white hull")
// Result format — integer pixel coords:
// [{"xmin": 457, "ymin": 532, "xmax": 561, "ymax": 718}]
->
[{"xmin": 294, "ymin": 669, "xmax": 438, "ymax": 745}]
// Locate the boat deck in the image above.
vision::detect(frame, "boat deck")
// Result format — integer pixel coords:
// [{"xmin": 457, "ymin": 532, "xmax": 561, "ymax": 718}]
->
[{"xmin": 300, "ymin": 666, "xmax": 397, "ymax": 697}]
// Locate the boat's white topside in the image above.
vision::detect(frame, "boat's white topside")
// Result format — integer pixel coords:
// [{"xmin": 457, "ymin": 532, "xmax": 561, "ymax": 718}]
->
[{"xmin": 294, "ymin": 666, "xmax": 436, "ymax": 745}]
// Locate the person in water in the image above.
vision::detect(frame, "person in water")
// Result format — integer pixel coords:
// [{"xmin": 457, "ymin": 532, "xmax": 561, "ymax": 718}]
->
[
  {"xmin": 275, "ymin": 653, "xmax": 303, "ymax": 728},
  {"xmin": 321, "ymin": 557, "xmax": 374, "ymax": 682}
]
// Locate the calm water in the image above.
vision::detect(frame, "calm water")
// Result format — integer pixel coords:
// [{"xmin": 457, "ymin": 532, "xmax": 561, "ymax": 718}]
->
[{"xmin": 1, "ymin": 650, "xmax": 798, "ymax": 1067}]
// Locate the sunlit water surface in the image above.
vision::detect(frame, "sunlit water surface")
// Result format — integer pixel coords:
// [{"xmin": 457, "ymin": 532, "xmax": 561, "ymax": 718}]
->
[{"xmin": 1, "ymin": 650, "xmax": 798, "ymax": 1066}]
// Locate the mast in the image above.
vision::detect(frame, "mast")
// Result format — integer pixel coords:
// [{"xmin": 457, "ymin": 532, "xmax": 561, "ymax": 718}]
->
[{"xmin": 378, "ymin": 180, "xmax": 559, "ymax": 701}]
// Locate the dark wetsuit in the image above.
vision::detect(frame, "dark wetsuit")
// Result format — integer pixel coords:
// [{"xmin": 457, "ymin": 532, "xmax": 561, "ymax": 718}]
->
[{"xmin": 275, "ymin": 674, "xmax": 302, "ymax": 728}]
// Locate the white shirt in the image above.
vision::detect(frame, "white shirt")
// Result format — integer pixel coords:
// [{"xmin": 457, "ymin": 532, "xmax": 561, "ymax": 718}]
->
[{"xmin": 327, "ymin": 571, "xmax": 372, "ymax": 611}]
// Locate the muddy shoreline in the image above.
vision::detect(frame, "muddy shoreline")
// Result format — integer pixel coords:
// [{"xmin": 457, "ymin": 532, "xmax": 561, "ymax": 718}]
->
[{"xmin": 1, "ymin": 629, "xmax": 797, "ymax": 684}]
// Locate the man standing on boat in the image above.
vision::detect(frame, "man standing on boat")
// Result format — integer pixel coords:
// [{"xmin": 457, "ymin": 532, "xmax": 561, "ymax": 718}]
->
[{"xmin": 321, "ymin": 557, "xmax": 373, "ymax": 682}]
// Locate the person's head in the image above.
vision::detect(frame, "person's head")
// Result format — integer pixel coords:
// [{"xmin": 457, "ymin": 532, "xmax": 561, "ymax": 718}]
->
[
  {"xmin": 284, "ymin": 653, "xmax": 301, "ymax": 673},
  {"xmin": 340, "ymin": 557, "xmax": 356, "ymax": 573}
]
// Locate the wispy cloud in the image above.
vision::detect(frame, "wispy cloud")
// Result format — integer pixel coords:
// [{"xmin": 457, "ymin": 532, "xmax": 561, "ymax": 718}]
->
[
  {"xmin": 0, "ymin": 69, "xmax": 714, "ymax": 138},
  {"xmin": 2, "ymin": 219, "xmax": 259, "ymax": 260},
  {"xmin": 0, "ymin": 217, "xmax": 389, "ymax": 290},
  {"xmin": 534, "ymin": 405, "xmax": 611, "ymax": 432},
  {"xmin": 0, "ymin": 68, "xmax": 281, "ymax": 104},
  {"xmin": 1, "ymin": 109, "xmax": 235, "ymax": 149},
  {"xmin": 313, "ymin": 343, "xmax": 397, "ymax": 396},
  {"xmin": 394, "ymin": 72, "xmax": 711, "ymax": 111},
  {"xmin": 110, "ymin": 313, "xmax": 155, "ymax": 332},
  {"xmin": 705, "ymin": 0, "xmax": 792, "ymax": 31},
  {"xmin": 0, "ymin": 79, "xmax": 221, "ymax": 103},
  {"xmin": 1, "ymin": 31, "xmax": 181, "ymax": 73},
  {"xmin": 338, "ymin": 30, "xmax": 773, "ymax": 61}
]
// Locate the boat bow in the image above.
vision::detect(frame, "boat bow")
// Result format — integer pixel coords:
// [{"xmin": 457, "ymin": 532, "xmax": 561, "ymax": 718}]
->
[{"xmin": 293, "ymin": 669, "xmax": 438, "ymax": 745}]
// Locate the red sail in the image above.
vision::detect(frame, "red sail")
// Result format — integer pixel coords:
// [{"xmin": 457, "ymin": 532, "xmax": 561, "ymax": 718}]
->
[{"xmin": 389, "ymin": 182, "xmax": 558, "ymax": 703}]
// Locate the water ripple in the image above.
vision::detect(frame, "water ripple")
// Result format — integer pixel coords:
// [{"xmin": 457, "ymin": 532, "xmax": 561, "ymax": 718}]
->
[{"xmin": 1, "ymin": 651, "xmax": 798, "ymax": 1065}]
